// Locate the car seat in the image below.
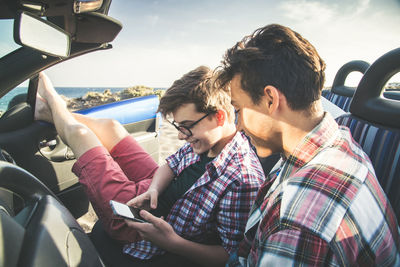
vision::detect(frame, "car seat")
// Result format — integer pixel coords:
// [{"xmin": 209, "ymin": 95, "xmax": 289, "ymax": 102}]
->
[
  {"xmin": 322, "ymin": 60, "xmax": 370, "ymax": 112},
  {"xmin": 335, "ymin": 47, "xmax": 400, "ymax": 222}
]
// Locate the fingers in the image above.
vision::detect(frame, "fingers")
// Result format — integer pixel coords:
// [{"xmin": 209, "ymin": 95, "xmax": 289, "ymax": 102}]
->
[
  {"xmin": 124, "ymin": 211, "xmax": 174, "ymax": 247},
  {"xmin": 127, "ymin": 194, "xmax": 147, "ymax": 209},
  {"xmin": 126, "ymin": 197, "xmax": 137, "ymax": 207},
  {"xmin": 139, "ymin": 210, "xmax": 161, "ymax": 225},
  {"xmin": 124, "ymin": 218, "xmax": 143, "ymax": 229},
  {"xmin": 150, "ymin": 190, "xmax": 158, "ymax": 209},
  {"xmin": 127, "ymin": 189, "xmax": 159, "ymax": 210}
]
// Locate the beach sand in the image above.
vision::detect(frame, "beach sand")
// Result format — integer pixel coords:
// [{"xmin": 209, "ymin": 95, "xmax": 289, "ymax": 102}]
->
[{"xmin": 159, "ymin": 118, "xmax": 186, "ymax": 162}]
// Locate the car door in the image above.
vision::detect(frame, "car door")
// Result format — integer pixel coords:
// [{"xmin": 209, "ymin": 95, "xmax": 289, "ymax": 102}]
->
[{"xmin": 0, "ymin": 1, "xmax": 160, "ymax": 218}]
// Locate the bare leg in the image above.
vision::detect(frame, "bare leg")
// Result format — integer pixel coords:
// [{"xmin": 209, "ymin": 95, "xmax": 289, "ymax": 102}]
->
[
  {"xmin": 34, "ymin": 72, "xmax": 157, "ymax": 243},
  {"xmin": 35, "ymin": 74, "xmax": 129, "ymax": 153},
  {"xmin": 35, "ymin": 72, "xmax": 101, "ymax": 158},
  {"xmin": 72, "ymin": 114, "xmax": 129, "ymax": 152}
]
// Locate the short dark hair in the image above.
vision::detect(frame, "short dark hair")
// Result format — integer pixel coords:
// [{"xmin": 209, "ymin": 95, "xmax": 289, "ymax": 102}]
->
[
  {"xmin": 217, "ymin": 24, "xmax": 326, "ymax": 110},
  {"xmin": 158, "ymin": 66, "xmax": 234, "ymax": 120}
]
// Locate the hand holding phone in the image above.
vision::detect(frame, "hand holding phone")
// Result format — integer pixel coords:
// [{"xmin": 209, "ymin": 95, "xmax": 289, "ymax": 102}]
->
[{"xmin": 110, "ymin": 200, "xmax": 146, "ymax": 223}]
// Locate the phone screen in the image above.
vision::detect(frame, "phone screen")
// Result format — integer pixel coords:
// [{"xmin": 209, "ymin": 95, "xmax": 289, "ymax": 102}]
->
[{"xmin": 110, "ymin": 200, "xmax": 146, "ymax": 223}]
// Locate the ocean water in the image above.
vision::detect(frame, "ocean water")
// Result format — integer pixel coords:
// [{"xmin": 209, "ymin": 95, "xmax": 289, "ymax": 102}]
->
[{"xmin": 0, "ymin": 87, "xmax": 164, "ymax": 112}]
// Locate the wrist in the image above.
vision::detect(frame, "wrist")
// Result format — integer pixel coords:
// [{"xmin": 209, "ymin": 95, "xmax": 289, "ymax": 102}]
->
[{"xmin": 167, "ymin": 231, "xmax": 185, "ymax": 253}]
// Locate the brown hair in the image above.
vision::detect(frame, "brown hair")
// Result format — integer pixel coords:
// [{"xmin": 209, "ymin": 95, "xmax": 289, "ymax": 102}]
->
[
  {"xmin": 158, "ymin": 66, "xmax": 234, "ymax": 120},
  {"xmin": 217, "ymin": 24, "xmax": 326, "ymax": 110}
]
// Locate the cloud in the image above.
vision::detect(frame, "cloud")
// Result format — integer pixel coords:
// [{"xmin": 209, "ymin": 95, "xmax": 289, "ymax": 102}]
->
[
  {"xmin": 47, "ymin": 41, "xmax": 226, "ymax": 87},
  {"xmin": 196, "ymin": 18, "xmax": 225, "ymax": 24},
  {"xmin": 352, "ymin": 0, "xmax": 370, "ymax": 16},
  {"xmin": 279, "ymin": 0, "xmax": 336, "ymax": 24},
  {"xmin": 146, "ymin": 15, "xmax": 160, "ymax": 26},
  {"xmin": 278, "ymin": 0, "xmax": 372, "ymax": 25},
  {"xmin": 274, "ymin": 0, "xmax": 400, "ymax": 86}
]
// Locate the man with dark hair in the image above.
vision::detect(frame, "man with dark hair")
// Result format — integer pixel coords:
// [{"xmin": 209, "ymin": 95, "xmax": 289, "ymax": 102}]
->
[
  {"xmin": 35, "ymin": 66, "xmax": 265, "ymax": 266},
  {"xmin": 216, "ymin": 24, "xmax": 399, "ymax": 266}
]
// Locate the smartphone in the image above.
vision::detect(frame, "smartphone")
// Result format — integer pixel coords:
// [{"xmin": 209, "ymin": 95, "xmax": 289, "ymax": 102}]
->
[{"xmin": 109, "ymin": 200, "xmax": 146, "ymax": 223}]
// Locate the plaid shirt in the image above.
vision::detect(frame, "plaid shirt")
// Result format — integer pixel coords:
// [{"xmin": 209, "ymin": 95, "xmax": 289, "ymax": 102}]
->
[
  {"xmin": 230, "ymin": 113, "xmax": 400, "ymax": 266},
  {"xmin": 123, "ymin": 131, "xmax": 265, "ymax": 259}
]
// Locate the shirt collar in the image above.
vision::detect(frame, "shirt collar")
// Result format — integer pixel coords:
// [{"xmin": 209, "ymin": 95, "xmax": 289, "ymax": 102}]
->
[
  {"xmin": 279, "ymin": 112, "xmax": 338, "ymax": 180},
  {"xmin": 208, "ymin": 131, "xmax": 251, "ymax": 177}
]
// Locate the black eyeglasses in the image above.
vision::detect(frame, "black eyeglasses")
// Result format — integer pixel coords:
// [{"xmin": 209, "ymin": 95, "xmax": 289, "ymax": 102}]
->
[{"xmin": 169, "ymin": 113, "xmax": 211, "ymax": 137}]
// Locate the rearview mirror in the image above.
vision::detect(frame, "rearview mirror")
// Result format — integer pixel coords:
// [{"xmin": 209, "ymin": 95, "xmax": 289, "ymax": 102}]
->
[{"xmin": 14, "ymin": 12, "xmax": 71, "ymax": 58}]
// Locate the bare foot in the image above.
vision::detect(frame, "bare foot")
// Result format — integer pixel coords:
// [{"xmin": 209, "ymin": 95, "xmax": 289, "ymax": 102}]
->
[
  {"xmin": 34, "ymin": 93, "xmax": 53, "ymax": 123},
  {"xmin": 37, "ymin": 72, "xmax": 67, "ymax": 109}
]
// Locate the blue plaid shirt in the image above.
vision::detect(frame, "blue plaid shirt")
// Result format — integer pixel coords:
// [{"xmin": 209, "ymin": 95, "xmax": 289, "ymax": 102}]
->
[{"xmin": 123, "ymin": 131, "xmax": 265, "ymax": 259}]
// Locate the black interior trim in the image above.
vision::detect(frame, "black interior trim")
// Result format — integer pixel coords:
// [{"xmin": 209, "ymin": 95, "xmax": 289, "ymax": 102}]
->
[
  {"xmin": 0, "ymin": 103, "xmax": 33, "ymax": 133},
  {"xmin": 330, "ymin": 60, "xmax": 370, "ymax": 97},
  {"xmin": 0, "ymin": 209, "xmax": 25, "ymax": 267},
  {"xmin": 0, "ymin": 161, "xmax": 104, "ymax": 266},
  {"xmin": 75, "ymin": 12, "xmax": 122, "ymax": 43},
  {"xmin": 350, "ymin": 47, "xmax": 400, "ymax": 128},
  {"xmin": 18, "ymin": 196, "xmax": 104, "ymax": 267}
]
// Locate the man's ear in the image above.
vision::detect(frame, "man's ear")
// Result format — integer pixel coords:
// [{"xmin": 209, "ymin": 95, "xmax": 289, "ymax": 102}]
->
[
  {"xmin": 215, "ymin": 110, "xmax": 225, "ymax": 126},
  {"xmin": 263, "ymin": 85, "xmax": 280, "ymax": 114}
]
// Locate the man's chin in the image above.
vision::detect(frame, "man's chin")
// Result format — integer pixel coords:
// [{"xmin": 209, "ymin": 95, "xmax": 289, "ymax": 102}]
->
[
  {"xmin": 191, "ymin": 143, "xmax": 206, "ymax": 155},
  {"xmin": 254, "ymin": 146, "xmax": 276, "ymax": 158}
]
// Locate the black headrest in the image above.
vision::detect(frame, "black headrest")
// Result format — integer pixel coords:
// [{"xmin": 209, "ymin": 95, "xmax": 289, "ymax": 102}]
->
[
  {"xmin": 350, "ymin": 47, "xmax": 400, "ymax": 129},
  {"xmin": 331, "ymin": 60, "xmax": 370, "ymax": 97}
]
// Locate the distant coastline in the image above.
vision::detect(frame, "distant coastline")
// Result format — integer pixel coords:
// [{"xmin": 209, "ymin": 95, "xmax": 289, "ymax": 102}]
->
[
  {"xmin": 0, "ymin": 86, "xmax": 166, "ymax": 113},
  {"xmin": 62, "ymin": 86, "xmax": 165, "ymax": 111},
  {"xmin": 1, "ymin": 83, "xmax": 399, "ymax": 114}
]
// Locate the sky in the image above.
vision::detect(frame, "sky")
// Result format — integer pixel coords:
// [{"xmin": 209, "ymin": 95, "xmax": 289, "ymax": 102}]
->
[{"xmin": 3, "ymin": 0, "xmax": 400, "ymax": 88}]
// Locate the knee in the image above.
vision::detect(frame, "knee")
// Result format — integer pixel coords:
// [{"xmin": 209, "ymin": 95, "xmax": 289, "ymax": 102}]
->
[
  {"xmin": 98, "ymin": 118, "xmax": 125, "ymax": 135},
  {"xmin": 65, "ymin": 123, "xmax": 93, "ymax": 140}
]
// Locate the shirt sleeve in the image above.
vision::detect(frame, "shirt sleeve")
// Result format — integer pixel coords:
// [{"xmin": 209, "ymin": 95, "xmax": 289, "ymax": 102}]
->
[
  {"xmin": 252, "ymin": 229, "xmax": 331, "ymax": 266},
  {"xmin": 165, "ymin": 143, "xmax": 190, "ymax": 176},
  {"xmin": 217, "ymin": 176, "xmax": 260, "ymax": 254}
]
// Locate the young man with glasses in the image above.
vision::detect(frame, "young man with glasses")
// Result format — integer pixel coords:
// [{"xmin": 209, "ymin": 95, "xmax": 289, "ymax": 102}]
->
[{"xmin": 34, "ymin": 66, "xmax": 265, "ymax": 266}]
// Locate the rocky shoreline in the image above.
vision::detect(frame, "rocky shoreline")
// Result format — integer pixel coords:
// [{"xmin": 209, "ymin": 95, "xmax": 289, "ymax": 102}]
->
[{"xmin": 65, "ymin": 85, "xmax": 164, "ymax": 111}]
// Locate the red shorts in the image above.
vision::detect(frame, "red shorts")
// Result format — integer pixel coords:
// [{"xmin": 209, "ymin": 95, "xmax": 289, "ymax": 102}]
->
[{"xmin": 72, "ymin": 135, "xmax": 158, "ymax": 242}]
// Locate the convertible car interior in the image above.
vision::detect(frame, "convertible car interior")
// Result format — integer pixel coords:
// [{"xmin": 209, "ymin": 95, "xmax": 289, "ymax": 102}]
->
[
  {"xmin": 0, "ymin": 0, "xmax": 158, "ymax": 266},
  {"xmin": 0, "ymin": 0, "xmax": 399, "ymax": 266}
]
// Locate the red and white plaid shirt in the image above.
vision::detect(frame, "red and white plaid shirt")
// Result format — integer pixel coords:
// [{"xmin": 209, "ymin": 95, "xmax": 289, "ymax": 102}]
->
[
  {"xmin": 123, "ymin": 131, "xmax": 265, "ymax": 259},
  {"xmin": 228, "ymin": 113, "xmax": 400, "ymax": 266}
]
